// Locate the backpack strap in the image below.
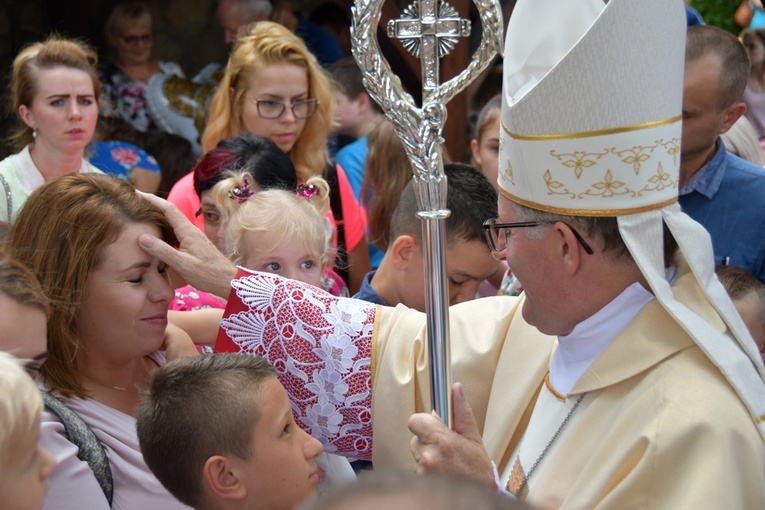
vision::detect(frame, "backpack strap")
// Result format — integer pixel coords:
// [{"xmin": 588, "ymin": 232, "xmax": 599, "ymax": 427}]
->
[
  {"xmin": 324, "ymin": 162, "xmax": 349, "ymax": 286},
  {"xmin": 41, "ymin": 391, "xmax": 114, "ymax": 507}
]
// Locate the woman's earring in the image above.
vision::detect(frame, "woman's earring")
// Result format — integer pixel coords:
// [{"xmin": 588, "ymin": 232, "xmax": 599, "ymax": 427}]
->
[{"xmin": 32, "ymin": 128, "xmax": 37, "ymax": 138}]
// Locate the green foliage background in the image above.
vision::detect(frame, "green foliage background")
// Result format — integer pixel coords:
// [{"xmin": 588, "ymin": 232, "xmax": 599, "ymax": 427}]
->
[{"xmin": 691, "ymin": 0, "xmax": 743, "ymax": 34}]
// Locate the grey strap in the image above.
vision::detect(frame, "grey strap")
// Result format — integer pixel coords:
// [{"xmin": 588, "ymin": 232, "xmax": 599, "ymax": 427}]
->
[
  {"xmin": 0, "ymin": 173, "xmax": 11, "ymax": 222},
  {"xmin": 42, "ymin": 391, "xmax": 113, "ymax": 506}
]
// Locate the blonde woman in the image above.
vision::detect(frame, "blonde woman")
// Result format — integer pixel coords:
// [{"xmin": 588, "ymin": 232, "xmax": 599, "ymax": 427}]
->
[{"xmin": 198, "ymin": 21, "xmax": 370, "ymax": 292}]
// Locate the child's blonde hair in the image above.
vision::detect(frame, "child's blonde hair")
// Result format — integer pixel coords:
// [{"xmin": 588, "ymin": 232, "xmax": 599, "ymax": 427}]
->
[
  {"xmin": 212, "ymin": 171, "xmax": 331, "ymax": 266},
  {"xmin": 0, "ymin": 351, "xmax": 43, "ymax": 470}
]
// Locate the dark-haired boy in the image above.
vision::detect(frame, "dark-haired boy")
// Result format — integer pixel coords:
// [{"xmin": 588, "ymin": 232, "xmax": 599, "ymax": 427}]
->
[{"xmin": 354, "ymin": 163, "xmax": 500, "ymax": 311}]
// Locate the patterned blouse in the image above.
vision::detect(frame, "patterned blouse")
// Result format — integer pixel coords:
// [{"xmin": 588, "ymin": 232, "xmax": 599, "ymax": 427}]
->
[{"xmin": 100, "ymin": 61, "xmax": 184, "ymax": 133}]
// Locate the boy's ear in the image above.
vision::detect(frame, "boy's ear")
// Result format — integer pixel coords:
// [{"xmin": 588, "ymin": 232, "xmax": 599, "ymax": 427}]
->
[
  {"xmin": 204, "ymin": 456, "xmax": 247, "ymax": 501},
  {"xmin": 390, "ymin": 234, "xmax": 417, "ymax": 271},
  {"xmin": 357, "ymin": 92, "xmax": 371, "ymax": 114}
]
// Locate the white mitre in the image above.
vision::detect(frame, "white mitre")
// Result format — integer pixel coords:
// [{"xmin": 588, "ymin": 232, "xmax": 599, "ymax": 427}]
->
[{"xmin": 499, "ymin": 0, "xmax": 765, "ymax": 439}]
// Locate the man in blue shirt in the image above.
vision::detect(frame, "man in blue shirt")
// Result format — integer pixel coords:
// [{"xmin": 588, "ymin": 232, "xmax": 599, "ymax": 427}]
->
[
  {"xmin": 679, "ymin": 26, "xmax": 765, "ymax": 282},
  {"xmin": 216, "ymin": 0, "xmax": 343, "ymax": 66},
  {"xmin": 271, "ymin": 0, "xmax": 344, "ymax": 66}
]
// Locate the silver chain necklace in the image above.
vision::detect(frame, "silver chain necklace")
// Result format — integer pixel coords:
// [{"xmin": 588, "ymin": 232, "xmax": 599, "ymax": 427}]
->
[{"xmin": 506, "ymin": 392, "xmax": 587, "ymax": 497}]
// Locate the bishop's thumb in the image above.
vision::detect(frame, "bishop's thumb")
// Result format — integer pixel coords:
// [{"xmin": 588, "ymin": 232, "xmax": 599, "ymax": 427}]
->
[{"xmin": 451, "ymin": 382, "xmax": 482, "ymax": 443}]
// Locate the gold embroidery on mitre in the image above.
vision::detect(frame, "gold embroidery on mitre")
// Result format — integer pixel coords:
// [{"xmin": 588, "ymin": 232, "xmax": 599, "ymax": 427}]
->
[
  {"xmin": 544, "ymin": 170, "xmax": 577, "ymax": 199},
  {"xmin": 610, "ymin": 142, "xmax": 659, "ymax": 175},
  {"xmin": 501, "ymin": 161, "xmax": 515, "ymax": 185},
  {"xmin": 638, "ymin": 162, "xmax": 677, "ymax": 196},
  {"xmin": 532, "ymin": 136, "xmax": 678, "ymax": 203},
  {"xmin": 507, "ymin": 456, "xmax": 529, "ymax": 500},
  {"xmin": 659, "ymin": 137, "xmax": 681, "ymax": 167},
  {"xmin": 550, "ymin": 149, "xmax": 609, "ymax": 179},
  {"xmin": 579, "ymin": 169, "xmax": 637, "ymax": 199}
]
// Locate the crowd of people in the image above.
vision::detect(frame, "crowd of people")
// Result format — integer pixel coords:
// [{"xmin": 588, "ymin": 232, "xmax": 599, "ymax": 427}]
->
[{"xmin": 1, "ymin": 1, "xmax": 765, "ymax": 509}]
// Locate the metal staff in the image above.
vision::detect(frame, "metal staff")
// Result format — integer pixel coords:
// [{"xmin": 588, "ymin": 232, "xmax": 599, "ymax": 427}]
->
[{"xmin": 351, "ymin": 0, "xmax": 503, "ymax": 426}]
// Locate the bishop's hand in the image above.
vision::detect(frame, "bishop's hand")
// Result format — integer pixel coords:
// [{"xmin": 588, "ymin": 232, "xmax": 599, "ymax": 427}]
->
[
  {"xmin": 408, "ymin": 383, "xmax": 495, "ymax": 488},
  {"xmin": 136, "ymin": 190, "xmax": 237, "ymax": 298}
]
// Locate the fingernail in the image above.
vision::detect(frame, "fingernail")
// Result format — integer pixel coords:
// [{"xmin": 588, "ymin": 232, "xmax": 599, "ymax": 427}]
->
[{"xmin": 138, "ymin": 233, "xmax": 156, "ymax": 248}]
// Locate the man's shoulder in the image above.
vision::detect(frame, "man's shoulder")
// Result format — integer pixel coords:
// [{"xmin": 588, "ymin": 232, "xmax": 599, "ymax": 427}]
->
[
  {"xmin": 295, "ymin": 14, "xmax": 343, "ymax": 65},
  {"xmin": 723, "ymin": 151, "xmax": 765, "ymax": 184}
]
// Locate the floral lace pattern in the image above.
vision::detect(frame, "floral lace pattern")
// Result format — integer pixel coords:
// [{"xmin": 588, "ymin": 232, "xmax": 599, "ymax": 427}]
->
[{"xmin": 217, "ymin": 270, "xmax": 377, "ymax": 459}]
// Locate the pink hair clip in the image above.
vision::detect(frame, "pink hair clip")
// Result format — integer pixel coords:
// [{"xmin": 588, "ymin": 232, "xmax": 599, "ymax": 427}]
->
[
  {"xmin": 296, "ymin": 183, "xmax": 319, "ymax": 199},
  {"xmin": 228, "ymin": 178, "xmax": 255, "ymax": 203}
]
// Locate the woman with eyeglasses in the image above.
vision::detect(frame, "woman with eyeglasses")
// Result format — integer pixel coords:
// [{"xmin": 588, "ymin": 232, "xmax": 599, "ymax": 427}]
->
[
  {"xmin": 101, "ymin": 1, "xmax": 185, "ymax": 133},
  {"xmin": 172, "ymin": 21, "xmax": 370, "ymax": 293}
]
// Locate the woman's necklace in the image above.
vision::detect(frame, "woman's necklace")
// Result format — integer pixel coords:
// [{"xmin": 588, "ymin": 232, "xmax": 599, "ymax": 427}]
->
[
  {"xmin": 506, "ymin": 392, "xmax": 587, "ymax": 497},
  {"xmin": 84, "ymin": 376, "xmax": 128, "ymax": 391}
]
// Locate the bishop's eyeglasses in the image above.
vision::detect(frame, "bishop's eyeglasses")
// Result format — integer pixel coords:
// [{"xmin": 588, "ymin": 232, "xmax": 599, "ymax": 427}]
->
[{"xmin": 483, "ymin": 218, "xmax": 594, "ymax": 255}]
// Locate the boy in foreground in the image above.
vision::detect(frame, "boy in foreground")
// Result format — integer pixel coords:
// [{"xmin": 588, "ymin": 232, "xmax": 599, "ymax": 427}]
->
[{"xmin": 137, "ymin": 354, "xmax": 324, "ymax": 510}]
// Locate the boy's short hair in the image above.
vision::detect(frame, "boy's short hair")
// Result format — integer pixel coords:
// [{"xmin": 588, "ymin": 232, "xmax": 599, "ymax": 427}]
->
[
  {"xmin": 136, "ymin": 354, "xmax": 276, "ymax": 508},
  {"xmin": 0, "ymin": 351, "xmax": 43, "ymax": 470},
  {"xmin": 0, "ymin": 256, "xmax": 49, "ymax": 317},
  {"xmin": 389, "ymin": 163, "xmax": 498, "ymax": 247},
  {"xmin": 716, "ymin": 265, "xmax": 765, "ymax": 300},
  {"xmin": 327, "ymin": 57, "xmax": 382, "ymax": 113},
  {"xmin": 716, "ymin": 265, "xmax": 765, "ymax": 329},
  {"xmin": 296, "ymin": 470, "xmax": 528, "ymax": 510}
]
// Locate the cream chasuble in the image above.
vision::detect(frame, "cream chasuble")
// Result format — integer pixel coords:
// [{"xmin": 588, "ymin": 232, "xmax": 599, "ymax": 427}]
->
[
  {"xmin": 217, "ymin": 259, "xmax": 765, "ymax": 509},
  {"xmin": 502, "ymin": 279, "xmax": 655, "ymax": 501},
  {"xmin": 503, "ymin": 388, "xmax": 594, "ymax": 502}
]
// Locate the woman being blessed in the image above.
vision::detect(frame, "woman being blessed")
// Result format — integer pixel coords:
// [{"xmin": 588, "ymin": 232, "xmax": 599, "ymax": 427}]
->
[{"xmin": 7, "ymin": 173, "xmax": 196, "ymax": 509}]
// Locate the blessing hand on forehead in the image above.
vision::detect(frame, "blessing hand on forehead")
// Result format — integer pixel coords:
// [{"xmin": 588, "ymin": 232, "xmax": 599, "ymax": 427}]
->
[{"xmin": 136, "ymin": 191, "xmax": 236, "ymax": 299}]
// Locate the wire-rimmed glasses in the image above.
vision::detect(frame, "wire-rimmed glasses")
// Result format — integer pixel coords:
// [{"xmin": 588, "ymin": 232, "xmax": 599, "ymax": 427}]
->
[
  {"xmin": 482, "ymin": 218, "xmax": 594, "ymax": 255},
  {"xmin": 252, "ymin": 98, "xmax": 319, "ymax": 119}
]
